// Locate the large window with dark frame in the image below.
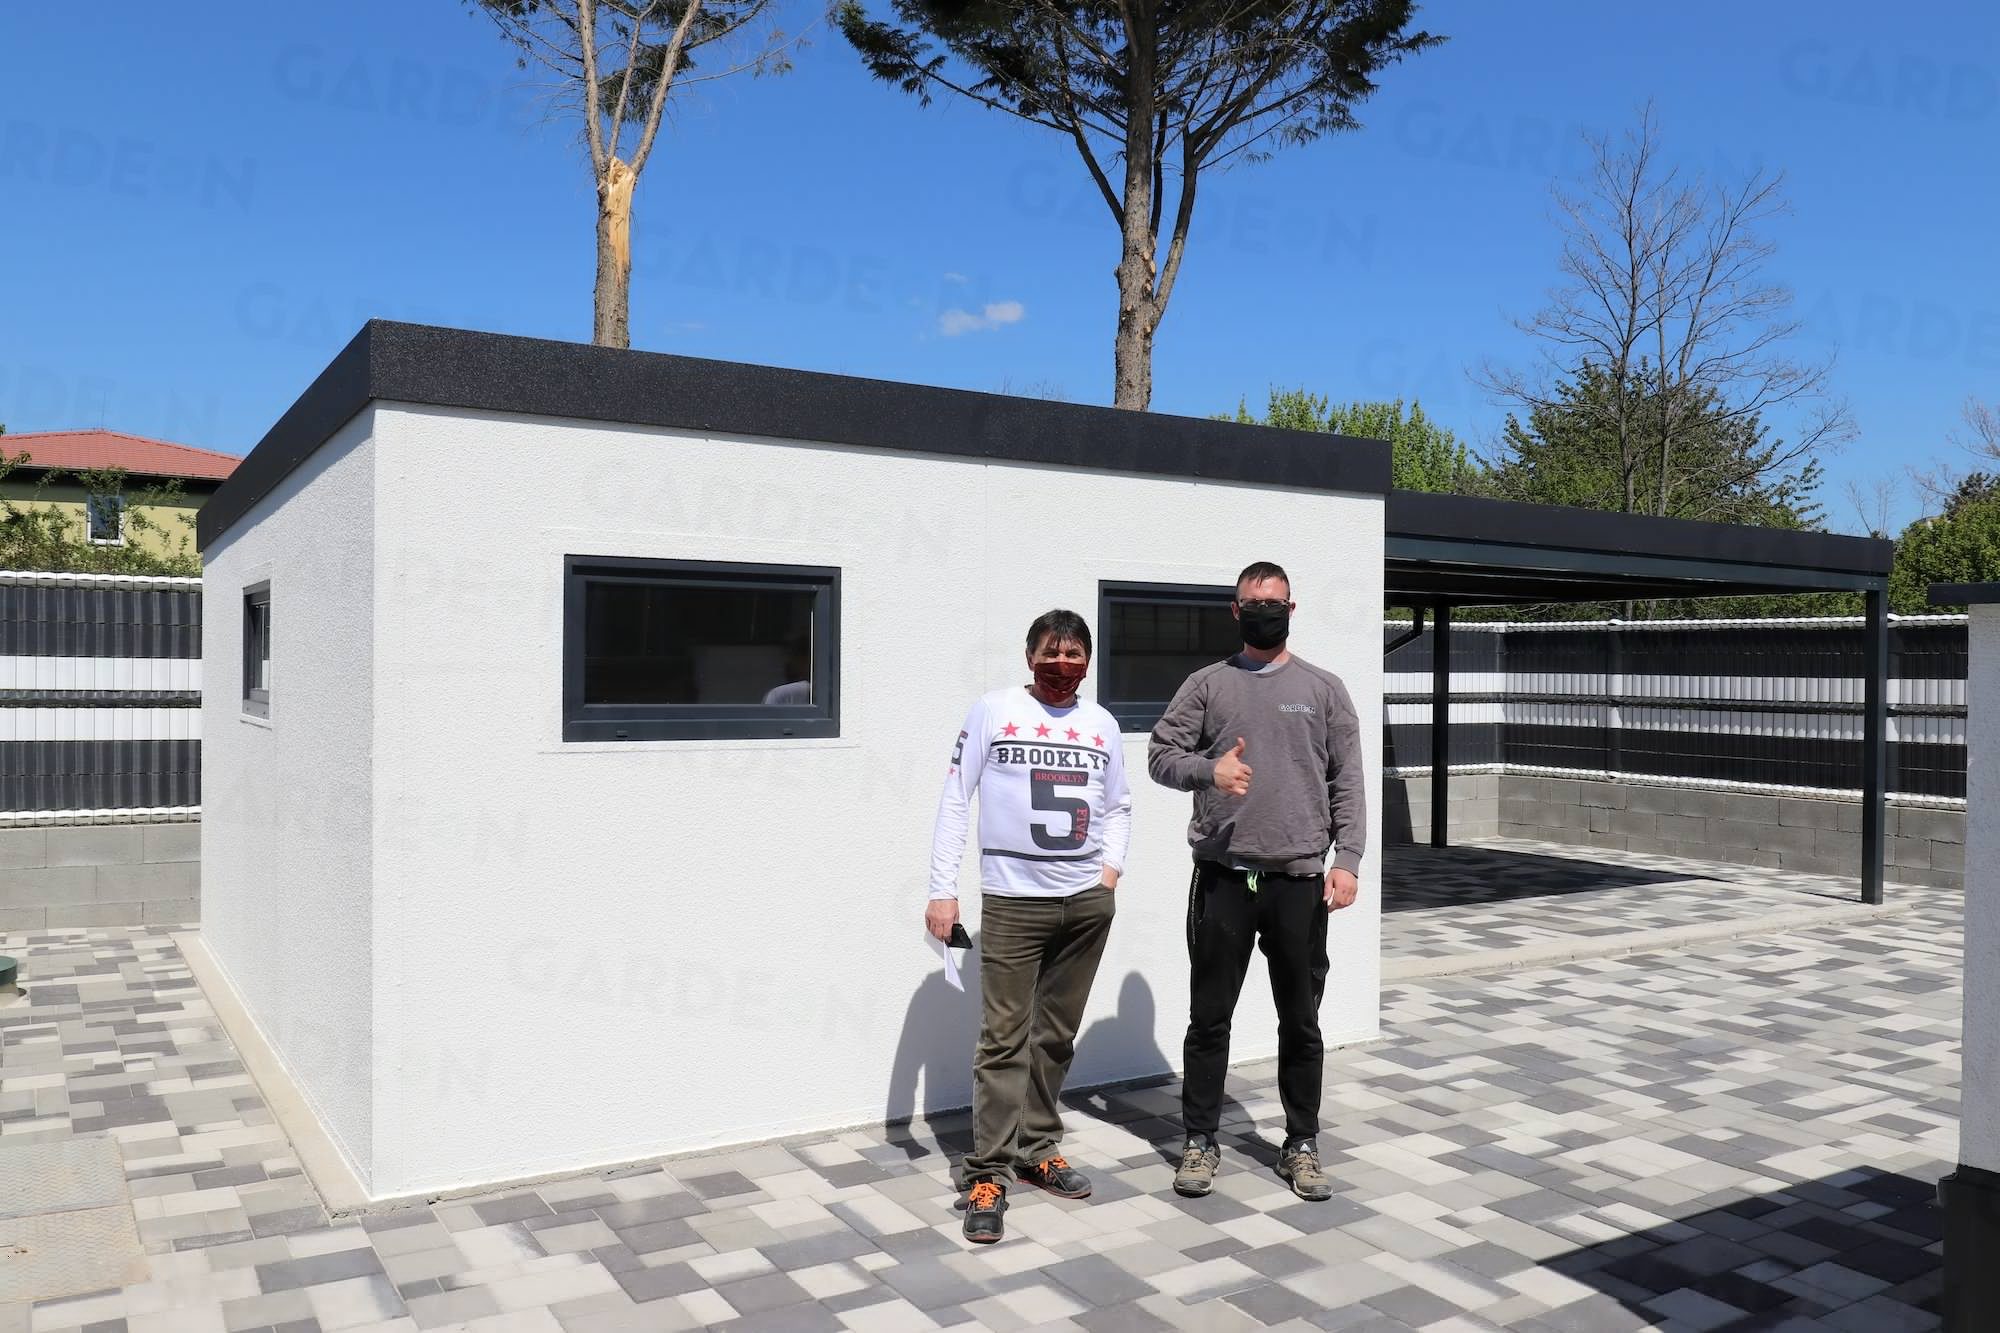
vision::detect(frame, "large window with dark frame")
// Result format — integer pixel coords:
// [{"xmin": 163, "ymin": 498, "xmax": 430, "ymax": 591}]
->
[
  {"xmin": 563, "ymin": 556, "xmax": 840, "ymax": 742},
  {"xmin": 242, "ymin": 583, "xmax": 271, "ymax": 717},
  {"xmin": 1097, "ymin": 581, "xmax": 1238, "ymax": 729}
]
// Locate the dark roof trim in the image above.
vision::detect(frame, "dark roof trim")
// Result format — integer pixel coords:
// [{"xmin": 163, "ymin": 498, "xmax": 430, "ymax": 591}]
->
[
  {"xmin": 2, "ymin": 464, "xmax": 226, "ymax": 488},
  {"xmin": 1387, "ymin": 491, "xmax": 1892, "ymax": 582},
  {"xmin": 1386, "ymin": 537, "xmax": 1886, "ymax": 603},
  {"xmin": 1930, "ymin": 582, "xmax": 2000, "ymax": 607},
  {"xmin": 199, "ymin": 321, "xmax": 1393, "ymax": 550}
]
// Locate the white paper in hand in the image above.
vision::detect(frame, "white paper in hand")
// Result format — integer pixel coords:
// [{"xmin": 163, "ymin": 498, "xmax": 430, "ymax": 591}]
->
[{"xmin": 925, "ymin": 930, "xmax": 965, "ymax": 992}]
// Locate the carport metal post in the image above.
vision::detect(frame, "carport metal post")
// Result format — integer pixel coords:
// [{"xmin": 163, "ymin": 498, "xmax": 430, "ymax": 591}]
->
[
  {"xmin": 1431, "ymin": 603, "xmax": 1452, "ymax": 848},
  {"xmin": 1861, "ymin": 589, "xmax": 1888, "ymax": 905}
]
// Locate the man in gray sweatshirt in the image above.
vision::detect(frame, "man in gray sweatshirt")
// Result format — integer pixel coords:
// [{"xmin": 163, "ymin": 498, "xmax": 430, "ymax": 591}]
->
[{"xmin": 1147, "ymin": 560, "xmax": 1366, "ymax": 1201}]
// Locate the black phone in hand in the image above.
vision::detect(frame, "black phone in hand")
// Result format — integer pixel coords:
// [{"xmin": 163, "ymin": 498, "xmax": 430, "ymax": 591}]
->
[{"xmin": 946, "ymin": 924, "xmax": 973, "ymax": 950}]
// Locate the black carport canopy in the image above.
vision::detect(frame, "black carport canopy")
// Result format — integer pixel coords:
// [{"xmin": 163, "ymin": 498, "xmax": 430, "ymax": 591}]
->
[
  {"xmin": 1386, "ymin": 491, "xmax": 1891, "ymax": 606},
  {"xmin": 1381, "ymin": 490, "xmax": 1897, "ymax": 906}
]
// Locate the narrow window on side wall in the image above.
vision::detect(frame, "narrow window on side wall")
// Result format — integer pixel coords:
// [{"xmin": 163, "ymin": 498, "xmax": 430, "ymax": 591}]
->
[{"xmin": 243, "ymin": 583, "xmax": 271, "ymax": 717}]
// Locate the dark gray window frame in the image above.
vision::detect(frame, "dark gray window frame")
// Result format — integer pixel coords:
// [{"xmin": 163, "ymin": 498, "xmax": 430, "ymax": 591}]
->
[
  {"xmin": 1097, "ymin": 579, "xmax": 1236, "ymax": 730},
  {"xmin": 242, "ymin": 581, "xmax": 271, "ymax": 717},
  {"xmin": 563, "ymin": 555, "xmax": 841, "ymax": 742}
]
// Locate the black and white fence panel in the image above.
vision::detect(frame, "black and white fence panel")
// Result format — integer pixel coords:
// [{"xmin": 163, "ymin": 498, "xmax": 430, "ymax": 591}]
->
[
  {"xmin": 1385, "ymin": 615, "xmax": 1970, "ymax": 804},
  {"xmin": 0, "ymin": 570, "xmax": 203, "ymax": 821},
  {"xmin": 0, "ymin": 581, "xmax": 1973, "ymax": 817}
]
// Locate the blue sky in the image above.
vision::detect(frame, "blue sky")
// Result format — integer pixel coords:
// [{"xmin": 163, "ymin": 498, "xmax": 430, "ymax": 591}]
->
[{"xmin": 2, "ymin": 1, "xmax": 1994, "ymax": 531}]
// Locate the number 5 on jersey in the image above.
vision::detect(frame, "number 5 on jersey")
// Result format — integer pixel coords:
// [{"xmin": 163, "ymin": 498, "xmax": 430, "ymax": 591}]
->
[{"xmin": 1030, "ymin": 768, "xmax": 1090, "ymax": 850}]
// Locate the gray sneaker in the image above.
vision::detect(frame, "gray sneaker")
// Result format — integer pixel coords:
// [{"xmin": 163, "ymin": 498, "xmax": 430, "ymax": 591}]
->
[
  {"xmin": 1174, "ymin": 1136, "xmax": 1220, "ymax": 1197},
  {"xmin": 1277, "ymin": 1141, "xmax": 1333, "ymax": 1200}
]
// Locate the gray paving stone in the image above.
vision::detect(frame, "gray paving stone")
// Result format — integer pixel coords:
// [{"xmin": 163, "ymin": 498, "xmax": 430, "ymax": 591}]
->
[
  {"xmin": 594, "ymin": 1194, "xmax": 707, "ymax": 1228},
  {"xmin": 254, "ymin": 1246, "xmax": 385, "ymax": 1292},
  {"xmin": 714, "ymin": 1303, "xmax": 845, "ymax": 1333},
  {"xmin": 1075, "ymin": 1304, "xmax": 1176, "ymax": 1332},
  {"xmin": 715, "ymin": 1272, "xmax": 813, "ymax": 1315},
  {"xmin": 612, "ymin": 1261, "xmax": 708, "ymax": 1303},
  {"xmin": 875, "ymin": 1257, "xmax": 987, "ymax": 1310},
  {"xmin": 1046, "ymin": 1255, "xmax": 1158, "ymax": 1307},
  {"xmin": 1223, "ymin": 1281, "xmax": 1324, "ymax": 1325},
  {"xmin": 0, "ymin": 852, "xmax": 1964, "ymax": 1333}
]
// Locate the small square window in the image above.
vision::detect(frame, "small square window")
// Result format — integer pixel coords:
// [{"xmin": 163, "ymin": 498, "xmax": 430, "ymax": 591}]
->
[
  {"xmin": 87, "ymin": 493, "xmax": 125, "ymax": 545},
  {"xmin": 1097, "ymin": 581, "xmax": 1239, "ymax": 729},
  {"xmin": 243, "ymin": 583, "xmax": 271, "ymax": 717},
  {"xmin": 563, "ymin": 556, "xmax": 839, "ymax": 741}
]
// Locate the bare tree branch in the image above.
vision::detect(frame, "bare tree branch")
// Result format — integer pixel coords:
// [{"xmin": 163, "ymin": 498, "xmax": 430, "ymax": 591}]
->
[
  {"xmin": 1482, "ymin": 104, "xmax": 1851, "ymax": 522},
  {"xmin": 1956, "ymin": 397, "xmax": 2000, "ymax": 465}
]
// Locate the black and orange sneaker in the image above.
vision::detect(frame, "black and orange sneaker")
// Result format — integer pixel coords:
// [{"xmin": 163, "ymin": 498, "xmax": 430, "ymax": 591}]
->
[
  {"xmin": 1018, "ymin": 1154, "xmax": 1092, "ymax": 1199},
  {"xmin": 961, "ymin": 1177, "xmax": 1007, "ymax": 1244}
]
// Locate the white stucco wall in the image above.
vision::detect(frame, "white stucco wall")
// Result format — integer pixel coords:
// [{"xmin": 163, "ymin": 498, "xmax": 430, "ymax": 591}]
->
[
  {"xmin": 200, "ymin": 411, "xmax": 377, "ymax": 1177},
  {"xmin": 357, "ymin": 403, "xmax": 1386, "ymax": 1197},
  {"xmin": 1964, "ymin": 604, "xmax": 2000, "ymax": 1173}
]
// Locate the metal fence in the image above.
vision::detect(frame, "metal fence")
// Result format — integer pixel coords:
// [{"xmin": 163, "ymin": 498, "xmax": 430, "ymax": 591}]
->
[
  {"xmin": 0, "ymin": 570, "xmax": 203, "ymax": 820},
  {"xmin": 0, "ymin": 572, "xmax": 1974, "ymax": 816},
  {"xmin": 1385, "ymin": 615, "xmax": 1971, "ymax": 803}
]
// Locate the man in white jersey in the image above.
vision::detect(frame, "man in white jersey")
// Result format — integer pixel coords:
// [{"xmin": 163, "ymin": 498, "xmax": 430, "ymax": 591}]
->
[{"xmin": 927, "ymin": 609, "xmax": 1132, "ymax": 1244}]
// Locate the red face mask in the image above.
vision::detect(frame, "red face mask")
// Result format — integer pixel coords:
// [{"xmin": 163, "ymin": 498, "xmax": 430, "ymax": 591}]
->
[{"xmin": 1032, "ymin": 660, "xmax": 1088, "ymax": 701}]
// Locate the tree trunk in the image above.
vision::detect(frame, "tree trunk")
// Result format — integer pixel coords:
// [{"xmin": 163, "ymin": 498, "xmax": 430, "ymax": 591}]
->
[
  {"xmin": 593, "ymin": 157, "xmax": 637, "ymax": 349},
  {"xmin": 1112, "ymin": 260, "xmax": 1156, "ymax": 411},
  {"xmin": 1111, "ymin": 12, "xmax": 1158, "ymax": 411}
]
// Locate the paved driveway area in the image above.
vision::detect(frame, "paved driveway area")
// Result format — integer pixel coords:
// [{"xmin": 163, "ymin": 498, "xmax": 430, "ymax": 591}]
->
[{"xmin": 0, "ymin": 849, "xmax": 1958, "ymax": 1332}]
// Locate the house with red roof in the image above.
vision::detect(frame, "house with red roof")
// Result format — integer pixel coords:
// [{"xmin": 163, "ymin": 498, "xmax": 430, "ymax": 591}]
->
[{"xmin": 0, "ymin": 428, "xmax": 242, "ymax": 559}]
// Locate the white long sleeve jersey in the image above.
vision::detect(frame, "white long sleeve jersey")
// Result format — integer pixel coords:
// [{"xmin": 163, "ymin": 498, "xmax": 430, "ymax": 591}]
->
[{"xmin": 929, "ymin": 687, "xmax": 1133, "ymax": 900}]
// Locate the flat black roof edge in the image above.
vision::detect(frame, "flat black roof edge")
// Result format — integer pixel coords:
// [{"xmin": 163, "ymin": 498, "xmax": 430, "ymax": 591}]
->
[
  {"xmin": 1386, "ymin": 490, "xmax": 1893, "ymax": 579},
  {"xmin": 198, "ymin": 320, "xmax": 1394, "ymax": 552},
  {"xmin": 197, "ymin": 323, "xmax": 376, "ymax": 551},
  {"xmin": 1929, "ymin": 582, "xmax": 2000, "ymax": 607}
]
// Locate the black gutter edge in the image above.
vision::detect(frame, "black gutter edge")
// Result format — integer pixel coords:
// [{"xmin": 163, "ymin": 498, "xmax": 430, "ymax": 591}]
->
[
  {"xmin": 1387, "ymin": 490, "xmax": 1893, "ymax": 580},
  {"xmin": 1930, "ymin": 582, "xmax": 2000, "ymax": 607},
  {"xmin": 199, "ymin": 320, "xmax": 1394, "ymax": 552},
  {"xmin": 198, "ymin": 323, "xmax": 377, "ymax": 551}
]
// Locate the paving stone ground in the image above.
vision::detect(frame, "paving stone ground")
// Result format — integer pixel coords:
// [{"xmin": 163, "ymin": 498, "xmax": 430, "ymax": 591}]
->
[
  {"xmin": 0, "ymin": 843, "xmax": 1958, "ymax": 1332},
  {"xmin": 1381, "ymin": 840, "xmax": 1869, "ymax": 962}
]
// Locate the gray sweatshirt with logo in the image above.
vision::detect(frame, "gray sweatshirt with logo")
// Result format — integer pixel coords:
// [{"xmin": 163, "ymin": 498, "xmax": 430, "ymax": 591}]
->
[{"xmin": 1147, "ymin": 654, "xmax": 1367, "ymax": 876}]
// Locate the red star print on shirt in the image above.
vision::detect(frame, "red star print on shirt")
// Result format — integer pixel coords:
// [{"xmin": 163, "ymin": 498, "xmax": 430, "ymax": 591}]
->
[
  {"xmin": 1034, "ymin": 723, "xmax": 1052, "ymax": 738},
  {"xmin": 1093, "ymin": 735, "xmax": 1105, "ymax": 747},
  {"xmin": 1065, "ymin": 727, "xmax": 1080, "ymax": 741},
  {"xmin": 1001, "ymin": 722, "xmax": 1019, "ymax": 737}
]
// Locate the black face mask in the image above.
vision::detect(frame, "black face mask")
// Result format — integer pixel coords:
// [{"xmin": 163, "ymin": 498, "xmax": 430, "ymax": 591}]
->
[{"xmin": 1238, "ymin": 602, "xmax": 1290, "ymax": 650}]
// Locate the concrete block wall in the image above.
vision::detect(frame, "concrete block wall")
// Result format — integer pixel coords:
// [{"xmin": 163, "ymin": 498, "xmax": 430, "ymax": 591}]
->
[
  {"xmin": 0, "ymin": 820, "xmax": 201, "ymax": 929},
  {"xmin": 1491, "ymin": 775, "xmax": 1964, "ymax": 888},
  {"xmin": 1383, "ymin": 772, "xmax": 1500, "ymax": 843}
]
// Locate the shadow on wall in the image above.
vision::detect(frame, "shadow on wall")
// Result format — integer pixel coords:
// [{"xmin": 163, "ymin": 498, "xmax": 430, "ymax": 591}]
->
[
  {"xmin": 1073, "ymin": 971, "xmax": 1170, "ymax": 1089},
  {"xmin": 1382, "ymin": 774, "xmax": 1419, "ymax": 842},
  {"xmin": 884, "ymin": 933, "xmax": 983, "ymax": 1163},
  {"xmin": 884, "ymin": 964, "xmax": 1189, "ymax": 1167},
  {"xmin": 1068, "ymin": 973, "xmax": 1269, "ymax": 1169}
]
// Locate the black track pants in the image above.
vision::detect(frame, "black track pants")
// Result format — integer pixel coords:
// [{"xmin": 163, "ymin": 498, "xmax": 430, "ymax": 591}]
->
[{"xmin": 1180, "ymin": 861, "xmax": 1329, "ymax": 1145}]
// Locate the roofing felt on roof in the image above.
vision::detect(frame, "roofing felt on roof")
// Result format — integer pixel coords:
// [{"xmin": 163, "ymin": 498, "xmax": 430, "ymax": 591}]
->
[
  {"xmin": 196, "ymin": 321, "xmax": 1898, "ymax": 607},
  {"xmin": 197, "ymin": 321, "xmax": 1395, "ymax": 550},
  {"xmin": 1384, "ymin": 490, "xmax": 1892, "ymax": 605},
  {"xmin": 2, "ymin": 430, "xmax": 241, "ymax": 482}
]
